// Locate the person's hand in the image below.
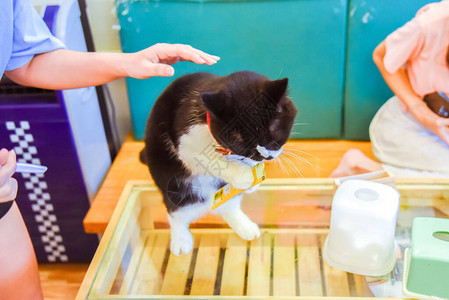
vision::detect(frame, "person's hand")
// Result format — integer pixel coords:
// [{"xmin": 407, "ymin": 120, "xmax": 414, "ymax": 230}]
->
[
  {"xmin": 0, "ymin": 149, "xmax": 17, "ymax": 203},
  {"xmin": 124, "ymin": 43, "xmax": 220, "ymax": 79},
  {"xmin": 410, "ymin": 103, "xmax": 449, "ymax": 145}
]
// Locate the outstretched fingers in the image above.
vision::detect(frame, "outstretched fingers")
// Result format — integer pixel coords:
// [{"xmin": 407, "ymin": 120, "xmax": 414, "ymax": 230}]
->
[{"xmin": 153, "ymin": 43, "xmax": 220, "ymax": 65}]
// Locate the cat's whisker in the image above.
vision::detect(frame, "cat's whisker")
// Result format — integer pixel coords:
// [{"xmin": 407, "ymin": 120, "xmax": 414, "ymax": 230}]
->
[
  {"xmin": 283, "ymin": 151, "xmax": 328, "ymax": 173},
  {"xmin": 278, "ymin": 156, "xmax": 291, "ymax": 177},
  {"xmin": 279, "ymin": 154, "xmax": 296, "ymax": 177},
  {"xmin": 287, "ymin": 157, "xmax": 304, "ymax": 178},
  {"xmin": 293, "ymin": 122, "xmax": 310, "ymax": 126},
  {"xmin": 273, "ymin": 156, "xmax": 282, "ymax": 172},
  {"xmin": 272, "ymin": 141, "xmax": 281, "ymax": 148},
  {"xmin": 283, "ymin": 151, "xmax": 314, "ymax": 167},
  {"xmin": 277, "ymin": 157, "xmax": 289, "ymax": 176},
  {"xmin": 277, "ymin": 67, "xmax": 284, "ymax": 77},
  {"xmin": 290, "ymin": 132, "xmax": 304, "ymax": 136},
  {"xmin": 281, "ymin": 154, "xmax": 303, "ymax": 178},
  {"xmin": 283, "ymin": 147, "xmax": 320, "ymax": 160}
]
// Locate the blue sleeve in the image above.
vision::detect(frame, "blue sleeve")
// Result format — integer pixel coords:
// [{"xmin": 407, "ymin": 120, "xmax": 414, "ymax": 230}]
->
[{"xmin": 6, "ymin": 0, "xmax": 66, "ymax": 71}]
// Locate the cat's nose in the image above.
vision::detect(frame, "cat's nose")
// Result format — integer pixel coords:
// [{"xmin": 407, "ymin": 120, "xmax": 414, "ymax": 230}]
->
[
  {"xmin": 256, "ymin": 145, "xmax": 270, "ymax": 158},
  {"xmin": 257, "ymin": 145, "xmax": 282, "ymax": 160}
]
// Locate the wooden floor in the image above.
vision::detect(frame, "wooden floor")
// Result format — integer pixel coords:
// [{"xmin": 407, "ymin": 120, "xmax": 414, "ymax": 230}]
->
[
  {"xmin": 39, "ymin": 264, "xmax": 89, "ymax": 300},
  {"xmin": 38, "ymin": 139, "xmax": 374, "ymax": 299}
]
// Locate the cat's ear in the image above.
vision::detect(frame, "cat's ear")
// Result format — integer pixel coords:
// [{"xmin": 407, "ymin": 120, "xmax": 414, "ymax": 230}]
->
[
  {"xmin": 200, "ymin": 91, "xmax": 228, "ymax": 116},
  {"xmin": 265, "ymin": 78, "xmax": 289, "ymax": 102}
]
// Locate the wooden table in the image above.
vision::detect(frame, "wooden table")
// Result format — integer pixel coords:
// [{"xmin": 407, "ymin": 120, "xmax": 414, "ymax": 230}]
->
[
  {"xmin": 83, "ymin": 138, "xmax": 375, "ymax": 234},
  {"xmin": 78, "ymin": 178, "xmax": 449, "ymax": 299}
]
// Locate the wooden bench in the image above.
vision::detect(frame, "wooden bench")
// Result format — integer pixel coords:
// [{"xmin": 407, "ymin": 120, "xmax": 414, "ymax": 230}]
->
[{"xmin": 83, "ymin": 139, "xmax": 375, "ymax": 234}]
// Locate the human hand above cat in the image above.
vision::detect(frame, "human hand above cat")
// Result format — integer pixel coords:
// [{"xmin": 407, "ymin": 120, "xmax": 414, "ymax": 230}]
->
[
  {"xmin": 125, "ymin": 43, "xmax": 220, "ymax": 79},
  {"xmin": 0, "ymin": 149, "xmax": 17, "ymax": 203}
]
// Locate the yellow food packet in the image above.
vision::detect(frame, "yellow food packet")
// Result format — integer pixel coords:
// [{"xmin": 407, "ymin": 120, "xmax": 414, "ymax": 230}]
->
[{"xmin": 211, "ymin": 162, "xmax": 266, "ymax": 210}]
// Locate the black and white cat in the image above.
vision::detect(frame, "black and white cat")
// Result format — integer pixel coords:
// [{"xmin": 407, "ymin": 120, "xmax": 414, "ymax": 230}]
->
[{"xmin": 140, "ymin": 71, "xmax": 297, "ymax": 255}]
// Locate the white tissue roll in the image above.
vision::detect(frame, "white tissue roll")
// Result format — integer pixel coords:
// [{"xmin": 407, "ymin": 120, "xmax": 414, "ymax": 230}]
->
[{"xmin": 325, "ymin": 180, "xmax": 400, "ymax": 275}]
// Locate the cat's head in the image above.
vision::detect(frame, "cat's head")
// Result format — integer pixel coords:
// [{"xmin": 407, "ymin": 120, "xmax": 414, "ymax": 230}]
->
[{"xmin": 201, "ymin": 71, "xmax": 297, "ymax": 162}]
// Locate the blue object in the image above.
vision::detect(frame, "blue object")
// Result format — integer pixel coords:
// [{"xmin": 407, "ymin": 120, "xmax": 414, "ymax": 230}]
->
[
  {"xmin": 15, "ymin": 162, "xmax": 48, "ymax": 174},
  {"xmin": 1, "ymin": 0, "xmax": 65, "ymax": 74},
  {"xmin": 437, "ymin": 91, "xmax": 449, "ymax": 103}
]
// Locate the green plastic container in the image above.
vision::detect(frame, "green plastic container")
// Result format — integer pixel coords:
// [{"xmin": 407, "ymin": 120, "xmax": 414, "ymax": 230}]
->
[
  {"xmin": 403, "ymin": 217, "xmax": 449, "ymax": 299},
  {"xmin": 117, "ymin": 0, "xmax": 348, "ymax": 140}
]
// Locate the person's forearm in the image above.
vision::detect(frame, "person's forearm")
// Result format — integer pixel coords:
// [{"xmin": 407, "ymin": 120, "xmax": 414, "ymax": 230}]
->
[
  {"xmin": 5, "ymin": 44, "xmax": 219, "ymax": 90},
  {"xmin": 373, "ymin": 41, "xmax": 424, "ymax": 111},
  {"xmin": 5, "ymin": 49, "xmax": 130, "ymax": 89}
]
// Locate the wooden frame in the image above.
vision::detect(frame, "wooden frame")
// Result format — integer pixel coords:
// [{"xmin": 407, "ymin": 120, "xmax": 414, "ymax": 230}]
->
[{"xmin": 77, "ymin": 178, "xmax": 449, "ymax": 299}]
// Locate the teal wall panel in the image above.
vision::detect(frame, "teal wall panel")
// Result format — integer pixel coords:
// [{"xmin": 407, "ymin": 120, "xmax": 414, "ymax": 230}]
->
[
  {"xmin": 117, "ymin": 0, "xmax": 348, "ymax": 140},
  {"xmin": 343, "ymin": 0, "xmax": 433, "ymax": 140}
]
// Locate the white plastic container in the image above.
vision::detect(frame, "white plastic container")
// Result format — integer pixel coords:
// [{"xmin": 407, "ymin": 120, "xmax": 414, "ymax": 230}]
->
[{"xmin": 323, "ymin": 179, "xmax": 400, "ymax": 276}]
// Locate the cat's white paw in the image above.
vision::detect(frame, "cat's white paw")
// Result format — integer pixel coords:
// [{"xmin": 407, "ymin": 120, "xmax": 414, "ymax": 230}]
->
[
  {"xmin": 244, "ymin": 183, "xmax": 260, "ymax": 194},
  {"xmin": 170, "ymin": 232, "xmax": 193, "ymax": 256},
  {"xmin": 230, "ymin": 166, "xmax": 254, "ymax": 190},
  {"xmin": 232, "ymin": 219, "xmax": 261, "ymax": 241}
]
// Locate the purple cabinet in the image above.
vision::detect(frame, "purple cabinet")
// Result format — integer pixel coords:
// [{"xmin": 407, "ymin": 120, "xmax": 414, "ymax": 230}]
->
[{"xmin": 0, "ymin": 80, "xmax": 98, "ymax": 262}]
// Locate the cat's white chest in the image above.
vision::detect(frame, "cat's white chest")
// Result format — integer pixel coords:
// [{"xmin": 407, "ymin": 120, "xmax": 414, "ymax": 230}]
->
[
  {"xmin": 190, "ymin": 175, "xmax": 220, "ymax": 202},
  {"xmin": 177, "ymin": 124, "xmax": 219, "ymax": 176},
  {"xmin": 178, "ymin": 124, "xmax": 258, "ymax": 190}
]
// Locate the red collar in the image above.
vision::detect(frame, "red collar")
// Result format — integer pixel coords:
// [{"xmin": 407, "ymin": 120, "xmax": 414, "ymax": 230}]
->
[
  {"xmin": 207, "ymin": 111, "xmax": 211, "ymax": 129},
  {"xmin": 206, "ymin": 111, "xmax": 232, "ymax": 156}
]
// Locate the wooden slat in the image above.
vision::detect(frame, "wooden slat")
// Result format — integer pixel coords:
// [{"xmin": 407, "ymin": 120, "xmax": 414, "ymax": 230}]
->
[
  {"xmin": 89, "ymin": 200, "xmax": 140, "ymax": 295},
  {"xmin": 320, "ymin": 235, "xmax": 351, "ymax": 296},
  {"xmin": 139, "ymin": 204, "xmax": 155, "ymax": 230},
  {"xmin": 272, "ymin": 234, "xmax": 296, "ymax": 296},
  {"xmin": 118, "ymin": 231, "xmax": 148, "ymax": 294},
  {"xmin": 437, "ymin": 206, "xmax": 449, "ymax": 217},
  {"xmin": 247, "ymin": 234, "xmax": 271, "ymax": 296},
  {"xmin": 176, "ymin": 228, "xmax": 330, "ymax": 235},
  {"xmin": 297, "ymin": 234, "xmax": 323, "ymax": 296},
  {"xmin": 131, "ymin": 233, "xmax": 169, "ymax": 295},
  {"xmin": 220, "ymin": 234, "xmax": 247, "ymax": 296},
  {"xmin": 160, "ymin": 249, "xmax": 193, "ymax": 295},
  {"xmin": 352, "ymin": 274, "xmax": 370, "ymax": 297},
  {"xmin": 190, "ymin": 234, "xmax": 221, "ymax": 295},
  {"xmin": 77, "ymin": 181, "xmax": 141, "ymax": 299},
  {"xmin": 128, "ymin": 233, "xmax": 155, "ymax": 294}
]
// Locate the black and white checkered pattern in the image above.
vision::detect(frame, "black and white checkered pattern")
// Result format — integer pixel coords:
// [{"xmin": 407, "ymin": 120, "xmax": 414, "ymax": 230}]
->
[{"xmin": 6, "ymin": 121, "xmax": 68, "ymax": 262}]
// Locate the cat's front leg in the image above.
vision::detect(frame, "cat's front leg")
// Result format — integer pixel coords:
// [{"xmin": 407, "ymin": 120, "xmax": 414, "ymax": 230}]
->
[
  {"xmin": 223, "ymin": 162, "xmax": 254, "ymax": 190},
  {"xmin": 214, "ymin": 194, "xmax": 261, "ymax": 240},
  {"xmin": 168, "ymin": 213, "xmax": 194, "ymax": 256},
  {"xmin": 167, "ymin": 202, "xmax": 209, "ymax": 255}
]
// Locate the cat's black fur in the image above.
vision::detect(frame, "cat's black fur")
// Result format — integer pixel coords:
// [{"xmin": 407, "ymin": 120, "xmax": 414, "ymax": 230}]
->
[{"xmin": 140, "ymin": 71, "xmax": 297, "ymax": 213}]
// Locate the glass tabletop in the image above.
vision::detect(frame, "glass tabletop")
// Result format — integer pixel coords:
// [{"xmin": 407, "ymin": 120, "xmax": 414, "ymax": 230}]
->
[{"xmin": 80, "ymin": 179, "xmax": 449, "ymax": 299}]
